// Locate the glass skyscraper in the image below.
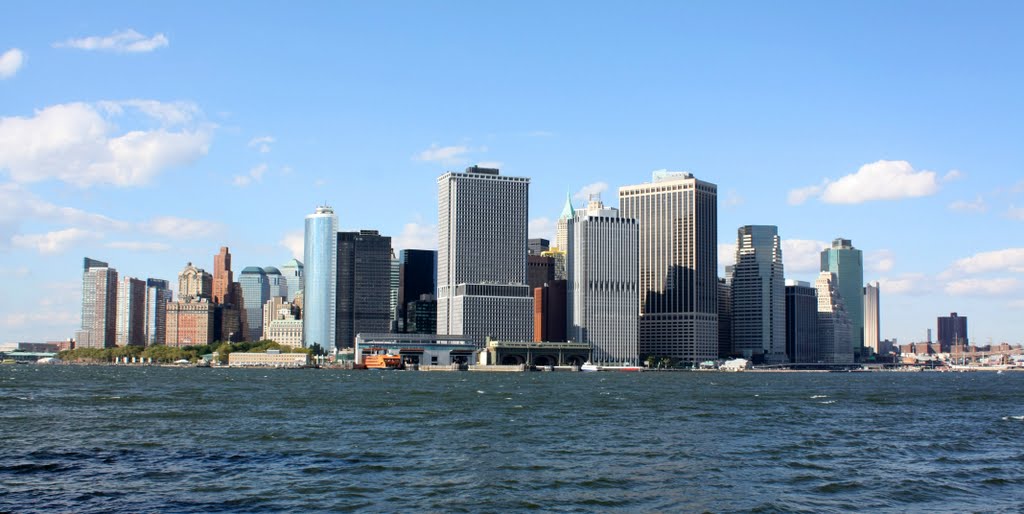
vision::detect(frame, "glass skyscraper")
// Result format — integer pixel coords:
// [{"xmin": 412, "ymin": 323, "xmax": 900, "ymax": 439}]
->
[
  {"xmin": 730, "ymin": 225, "xmax": 786, "ymax": 363},
  {"xmin": 145, "ymin": 278, "xmax": 172, "ymax": 346},
  {"xmin": 80, "ymin": 257, "xmax": 118, "ymax": 349},
  {"xmin": 820, "ymin": 238, "xmax": 864, "ymax": 360},
  {"xmin": 303, "ymin": 206, "xmax": 338, "ymax": 350},
  {"xmin": 264, "ymin": 266, "xmax": 285, "ymax": 299},
  {"xmin": 240, "ymin": 267, "xmax": 270, "ymax": 341},
  {"xmin": 280, "ymin": 259, "xmax": 304, "ymax": 302}
]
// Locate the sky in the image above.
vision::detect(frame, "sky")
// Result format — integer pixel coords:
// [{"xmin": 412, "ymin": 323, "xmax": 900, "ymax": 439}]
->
[{"xmin": 1, "ymin": 1, "xmax": 1022, "ymax": 345}]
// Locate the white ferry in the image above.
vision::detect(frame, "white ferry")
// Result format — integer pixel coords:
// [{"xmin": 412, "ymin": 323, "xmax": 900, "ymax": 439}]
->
[{"xmin": 580, "ymin": 361, "xmax": 644, "ymax": 372}]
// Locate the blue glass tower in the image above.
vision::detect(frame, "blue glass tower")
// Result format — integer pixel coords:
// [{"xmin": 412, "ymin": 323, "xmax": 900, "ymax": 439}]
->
[
  {"xmin": 303, "ymin": 206, "xmax": 338, "ymax": 350},
  {"xmin": 240, "ymin": 267, "xmax": 269, "ymax": 341},
  {"xmin": 820, "ymin": 238, "xmax": 864, "ymax": 360}
]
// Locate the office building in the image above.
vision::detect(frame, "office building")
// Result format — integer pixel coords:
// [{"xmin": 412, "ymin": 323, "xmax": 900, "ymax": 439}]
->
[
  {"xmin": 263, "ymin": 296, "xmax": 300, "ymax": 336},
  {"xmin": 528, "ymin": 238, "xmax": 550, "ymax": 256},
  {"xmin": 820, "ymin": 238, "xmax": 864, "ymax": 360},
  {"xmin": 555, "ymin": 192, "xmax": 574, "ymax": 252},
  {"xmin": 534, "ymin": 280, "xmax": 568, "ymax": 343},
  {"xmin": 527, "ymin": 254, "xmax": 555, "ymax": 290},
  {"xmin": 336, "ymin": 230, "xmax": 393, "ymax": 348},
  {"xmin": 567, "ymin": 196, "xmax": 638, "ymax": 363},
  {"xmin": 389, "ymin": 254, "xmax": 400, "ymax": 330},
  {"xmin": 213, "ymin": 247, "xmax": 233, "ymax": 304},
  {"xmin": 265, "ymin": 266, "xmax": 285, "ymax": 299},
  {"xmin": 730, "ymin": 225, "xmax": 786, "ymax": 363},
  {"xmin": 437, "ymin": 166, "xmax": 533, "ymax": 341},
  {"xmin": 80, "ymin": 258, "xmax": 118, "ymax": 349},
  {"xmin": 407, "ymin": 294, "xmax": 437, "ymax": 334},
  {"xmin": 303, "ymin": 206, "xmax": 338, "ymax": 350},
  {"xmin": 938, "ymin": 312, "xmax": 968, "ymax": 351},
  {"xmin": 240, "ymin": 266, "xmax": 270, "ymax": 341},
  {"xmin": 144, "ymin": 278, "xmax": 172, "ymax": 346},
  {"xmin": 786, "ymin": 280, "xmax": 818, "ymax": 363},
  {"xmin": 265, "ymin": 299, "xmax": 303, "ymax": 348},
  {"xmin": 718, "ymin": 275, "xmax": 732, "ymax": 358},
  {"xmin": 619, "ymin": 171, "xmax": 718, "ymax": 365},
  {"xmin": 165, "ymin": 299, "xmax": 216, "ymax": 347},
  {"xmin": 398, "ymin": 249, "xmax": 437, "ymax": 333},
  {"xmin": 178, "ymin": 262, "xmax": 212, "ymax": 301},
  {"xmin": 815, "ymin": 272, "xmax": 854, "ymax": 363},
  {"xmin": 864, "ymin": 282, "xmax": 880, "ymax": 355},
  {"xmin": 115, "ymin": 277, "xmax": 146, "ymax": 346},
  {"xmin": 280, "ymin": 259, "xmax": 304, "ymax": 302}
]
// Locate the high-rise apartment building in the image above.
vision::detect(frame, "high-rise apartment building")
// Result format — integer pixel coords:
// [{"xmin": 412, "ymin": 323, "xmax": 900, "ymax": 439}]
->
[
  {"xmin": 280, "ymin": 259, "xmax": 304, "ymax": 302},
  {"xmin": 820, "ymin": 238, "xmax": 864, "ymax": 360},
  {"xmin": 730, "ymin": 225, "xmax": 786, "ymax": 363},
  {"xmin": 567, "ymin": 197, "xmax": 638, "ymax": 363},
  {"xmin": 785, "ymin": 280, "xmax": 818, "ymax": 363},
  {"xmin": 303, "ymin": 206, "xmax": 338, "ymax": 350},
  {"xmin": 178, "ymin": 263, "xmax": 212, "ymax": 301},
  {"xmin": 619, "ymin": 171, "xmax": 718, "ymax": 365},
  {"xmin": 240, "ymin": 267, "xmax": 270, "ymax": 341},
  {"xmin": 437, "ymin": 166, "xmax": 533, "ymax": 341},
  {"xmin": 336, "ymin": 230, "xmax": 393, "ymax": 348},
  {"xmin": 80, "ymin": 258, "xmax": 118, "ymax": 348},
  {"xmin": 937, "ymin": 312, "xmax": 968, "ymax": 351},
  {"xmin": 144, "ymin": 278, "xmax": 172, "ymax": 346},
  {"xmin": 213, "ymin": 247, "xmax": 233, "ymax": 304},
  {"xmin": 864, "ymin": 282, "xmax": 880, "ymax": 355},
  {"xmin": 115, "ymin": 277, "xmax": 146, "ymax": 346},
  {"xmin": 815, "ymin": 272, "xmax": 854, "ymax": 363},
  {"xmin": 397, "ymin": 249, "xmax": 437, "ymax": 333}
]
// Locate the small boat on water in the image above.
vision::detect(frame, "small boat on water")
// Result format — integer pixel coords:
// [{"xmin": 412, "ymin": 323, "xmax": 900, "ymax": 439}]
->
[{"xmin": 580, "ymin": 361, "xmax": 643, "ymax": 372}]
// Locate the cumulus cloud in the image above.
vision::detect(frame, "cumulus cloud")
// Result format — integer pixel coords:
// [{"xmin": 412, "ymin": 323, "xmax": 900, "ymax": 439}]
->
[
  {"xmin": 574, "ymin": 182, "xmax": 609, "ymax": 202},
  {"xmin": 280, "ymin": 230, "xmax": 304, "ymax": 260},
  {"xmin": 248, "ymin": 136, "xmax": 274, "ymax": 153},
  {"xmin": 948, "ymin": 196, "xmax": 988, "ymax": 213},
  {"xmin": 414, "ymin": 144, "xmax": 471, "ymax": 165},
  {"xmin": 529, "ymin": 217, "xmax": 557, "ymax": 242},
  {"xmin": 232, "ymin": 163, "xmax": 268, "ymax": 187},
  {"xmin": 54, "ymin": 29, "xmax": 169, "ymax": 53},
  {"xmin": 945, "ymin": 278, "xmax": 1021, "ymax": 297},
  {"xmin": 877, "ymin": 273, "xmax": 934, "ymax": 296},
  {"xmin": 718, "ymin": 243, "xmax": 737, "ymax": 269},
  {"xmin": 942, "ymin": 170, "xmax": 964, "ymax": 182},
  {"xmin": 783, "ymin": 239, "xmax": 829, "ymax": 273},
  {"xmin": 952, "ymin": 248, "xmax": 1024, "ymax": 274},
  {"xmin": 475, "ymin": 161, "xmax": 503, "ymax": 169},
  {"xmin": 11, "ymin": 228, "xmax": 102, "ymax": 254},
  {"xmin": 789, "ymin": 160, "xmax": 941, "ymax": 205},
  {"xmin": 866, "ymin": 249, "xmax": 896, "ymax": 273},
  {"xmin": 0, "ymin": 48, "xmax": 25, "ymax": 79},
  {"xmin": 0, "ymin": 100, "xmax": 211, "ymax": 187},
  {"xmin": 144, "ymin": 216, "xmax": 222, "ymax": 239},
  {"xmin": 105, "ymin": 241, "xmax": 172, "ymax": 252},
  {"xmin": 392, "ymin": 222, "xmax": 438, "ymax": 252}
]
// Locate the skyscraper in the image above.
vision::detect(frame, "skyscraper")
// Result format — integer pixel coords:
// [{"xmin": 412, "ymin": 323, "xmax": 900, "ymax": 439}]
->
[
  {"xmin": 280, "ymin": 259, "xmax": 304, "ymax": 302},
  {"xmin": 567, "ymin": 196, "xmax": 638, "ymax": 363},
  {"xmin": 555, "ymin": 192, "xmax": 574, "ymax": 252},
  {"xmin": 240, "ymin": 267, "xmax": 270, "ymax": 341},
  {"xmin": 115, "ymin": 277, "xmax": 146, "ymax": 346},
  {"xmin": 437, "ymin": 166, "xmax": 533, "ymax": 341},
  {"xmin": 303, "ymin": 206, "xmax": 338, "ymax": 350},
  {"xmin": 534, "ymin": 281, "xmax": 567, "ymax": 343},
  {"xmin": 397, "ymin": 249, "xmax": 437, "ymax": 333},
  {"xmin": 718, "ymin": 275, "xmax": 732, "ymax": 358},
  {"xmin": 264, "ymin": 267, "xmax": 285, "ymax": 299},
  {"xmin": 619, "ymin": 171, "xmax": 718, "ymax": 366},
  {"xmin": 937, "ymin": 312, "xmax": 968, "ymax": 350},
  {"xmin": 389, "ymin": 254, "xmax": 400, "ymax": 331},
  {"xmin": 79, "ymin": 258, "xmax": 118, "ymax": 348},
  {"xmin": 178, "ymin": 262, "xmax": 212, "ymax": 301},
  {"xmin": 213, "ymin": 247, "xmax": 233, "ymax": 304},
  {"xmin": 336, "ymin": 230, "xmax": 393, "ymax": 348},
  {"xmin": 786, "ymin": 280, "xmax": 818, "ymax": 363},
  {"xmin": 815, "ymin": 272, "xmax": 854, "ymax": 363},
  {"xmin": 144, "ymin": 278, "xmax": 172, "ymax": 346},
  {"xmin": 730, "ymin": 225, "xmax": 786, "ymax": 363},
  {"xmin": 820, "ymin": 238, "xmax": 864, "ymax": 360},
  {"xmin": 528, "ymin": 238, "xmax": 550, "ymax": 256},
  {"xmin": 864, "ymin": 282, "xmax": 881, "ymax": 355}
]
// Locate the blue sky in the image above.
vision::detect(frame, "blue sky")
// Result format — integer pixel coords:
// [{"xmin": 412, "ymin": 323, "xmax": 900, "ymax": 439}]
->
[{"xmin": 1, "ymin": 1, "xmax": 1022, "ymax": 345}]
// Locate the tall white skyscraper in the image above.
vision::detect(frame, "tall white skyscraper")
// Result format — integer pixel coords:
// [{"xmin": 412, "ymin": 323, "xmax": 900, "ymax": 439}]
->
[
  {"xmin": 619, "ymin": 171, "xmax": 718, "ymax": 365},
  {"xmin": 437, "ymin": 166, "xmax": 532, "ymax": 341},
  {"xmin": 730, "ymin": 225, "xmax": 786, "ymax": 363},
  {"xmin": 303, "ymin": 206, "xmax": 338, "ymax": 350},
  {"xmin": 567, "ymin": 196, "xmax": 639, "ymax": 363},
  {"xmin": 815, "ymin": 271, "xmax": 853, "ymax": 363},
  {"xmin": 864, "ymin": 282, "xmax": 880, "ymax": 355}
]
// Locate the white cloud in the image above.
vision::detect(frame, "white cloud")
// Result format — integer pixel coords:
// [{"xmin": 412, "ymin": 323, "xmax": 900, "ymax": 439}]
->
[
  {"xmin": 144, "ymin": 216, "xmax": 221, "ymax": 239},
  {"xmin": 942, "ymin": 169, "xmax": 964, "ymax": 182},
  {"xmin": 877, "ymin": 273, "xmax": 933, "ymax": 296},
  {"xmin": 0, "ymin": 183, "xmax": 130, "ymax": 233},
  {"xmin": 574, "ymin": 182, "xmax": 609, "ymax": 202},
  {"xmin": 789, "ymin": 160, "xmax": 941, "ymax": 205},
  {"xmin": 232, "ymin": 163, "xmax": 268, "ymax": 187},
  {"xmin": 475, "ymin": 161, "xmax": 503, "ymax": 169},
  {"xmin": 248, "ymin": 136, "xmax": 274, "ymax": 153},
  {"xmin": 54, "ymin": 29, "xmax": 169, "ymax": 53},
  {"xmin": 718, "ymin": 243, "xmax": 737, "ymax": 269},
  {"xmin": 280, "ymin": 230, "xmax": 304, "ymax": 260},
  {"xmin": 529, "ymin": 217, "xmax": 557, "ymax": 242},
  {"xmin": 11, "ymin": 228, "xmax": 102, "ymax": 254},
  {"xmin": 0, "ymin": 48, "xmax": 25, "ymax": 79},
  {"xmin": 866, "ymin": 249, "xmax": 896, "ymax": 273},
  {"xmin": 783, "ymin": 239, "xmax": 829, "ymax": 273},
  {"xmin": 1011, "ymin": 300, "xmax": 1024, "ymax": 310},
  {"xmin": 952, "ymin": 248, "xmax": 1024, "ymax": 274},
  {"xmin": 2, "ymin": 310, "xmax": 79, "ymax": 329},
  {"xmin": 392, "ymin": 222, "xmax": 438, "ymax": 252},
  {"xmin": 0, "ymin": 101, "xmax": 211, "ymax": 187},
  {"xmin": 948, "ymin": 195, "xmax": 988, "ymax": 213},
  {"xmin": 414, "ymin": 144, "xmax": 471, "ymax": 165},
  {"xmin": 945, "ymin": 278, "xmax": 1021, "ymax": 297},
  {"xmin": 105, "ymin": 241, "xmax": 171, "ymax": 252},
  {"xmin": 1007, "ymin": 205, "xmax": 1024, "ymax": 221}
]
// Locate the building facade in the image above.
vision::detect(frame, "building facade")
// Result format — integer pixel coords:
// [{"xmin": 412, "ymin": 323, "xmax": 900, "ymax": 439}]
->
[
  {"xmin": 815, "ymin": 272, "xmax": 854, "ymax": 363},
  {"xmin": 178, "ymin": 262, "xmax": 212, "ymax": 302},
  {"xmin": 534, "ymin": 280, "xmax": 567, "ymax": 343},
  {"xmin": 407, "ymin": 294, "xmax": 437, "ymax": 334},
  {"xmin": 619, "ymin": 171, "xmax": 718, "ymax": 365},
  {"xmin": 240, "ymin": 266, "xmax": 270, "ymax": 341},
  {"xmin": 528, "ymin": 238, "xmax": 550, "ymax": 256},
  {"xmin": 280, "ymin": 259, "xmax": 304, "ymax": 302},
  {"xmin": 937, "ymin": 312, "xmax": 968, "ymax": 351},
  {"xmin": 303, "ymin": 206, "xmax": 338, "ymax": 350},
  {"xmin": 527, "ymin": 254, "xmax": 555, "ymax": 291},
  {"xmin": 820, "ymin": 238, "xmax": 864, "ymax": 360},
  {"xmin": 730, "ymin": 225, "xmax": 786, "ymax": 363},
  {"xmin": 80, "ymin": 258, "xmax": 118, "ymax": 349},
  {"xmin": 144, "ymin": 278, "xmax": 172, "ymax": 346},
  {"xmin": 718, "ymin": 275, "xmax": 732, "ymax": 358},
  {"xmin": 397, "ymin": 249, "xmax": 437, "ymax": 333},
  {"xmin": 336, "ymin": 230, "xmax": 393, "ymax": 348},
  {"xmin": 265, "ymin": 267, "xmax": 285, "ymax": 300},
  {"xmin": 213, "ymin": 247, "xmax": 233, "ymax": 305},
  {"xmin": 567, "ymin": 197, "xmax": 639, "ymax": 363},
  {"xmin": 864, "ymin": 282, "xmax": 881, "ymax": 355},
  {"xmin": 165, "ymin": 300, "xmax": 216, "ymax": 347},
  {"xmin": 115, "ymin": 277, "xmax": 146, "ymax": 346},
  {"xmin": 437, "ymin": 166, "xmax": 533, "ymax": 341},
  {"xmin": 786, "ymin": 279, "xmax": 818, "ymax": 363}
]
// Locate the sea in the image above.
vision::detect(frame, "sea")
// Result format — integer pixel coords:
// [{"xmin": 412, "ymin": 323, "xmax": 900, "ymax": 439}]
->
[{"xmin": 2, "ymin": 366, "xmax": 1023, "ymax": 513}]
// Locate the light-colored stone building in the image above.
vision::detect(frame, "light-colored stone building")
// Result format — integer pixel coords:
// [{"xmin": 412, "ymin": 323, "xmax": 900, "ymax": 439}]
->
[
  {"xmin": 178, "ymin": 262, "xmax": 212, "ymax": 301},
  {"xmin": 228, "ymin": 350, "xmax": 309, "ymax": 368},
  {"xmin": 815, "ymin": 271, "xmax": 854, "ymax": 363}
]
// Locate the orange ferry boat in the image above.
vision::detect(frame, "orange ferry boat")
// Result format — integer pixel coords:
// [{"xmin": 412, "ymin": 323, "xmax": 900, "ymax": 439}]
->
[{"xmin": 363, "ymin": 354, "xmax": 402, "ymax": 369}]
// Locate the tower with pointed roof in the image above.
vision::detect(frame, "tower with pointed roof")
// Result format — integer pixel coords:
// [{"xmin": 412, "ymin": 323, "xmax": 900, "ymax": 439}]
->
[{"xmin": 555, "ymin": 191, "xmax": 575, "ymax": 252}]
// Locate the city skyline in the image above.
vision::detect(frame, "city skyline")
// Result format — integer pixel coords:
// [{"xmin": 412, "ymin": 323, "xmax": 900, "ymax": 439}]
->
[{"xmin": 1, "ymin": 3, "xmax": 1023, "ymax": 345}]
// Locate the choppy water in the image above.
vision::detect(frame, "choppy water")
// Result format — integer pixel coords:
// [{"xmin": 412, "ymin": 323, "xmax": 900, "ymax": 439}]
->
[{"xmin": 2, "ymin": 366, "xmax": 1024, "ymax": 513}]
